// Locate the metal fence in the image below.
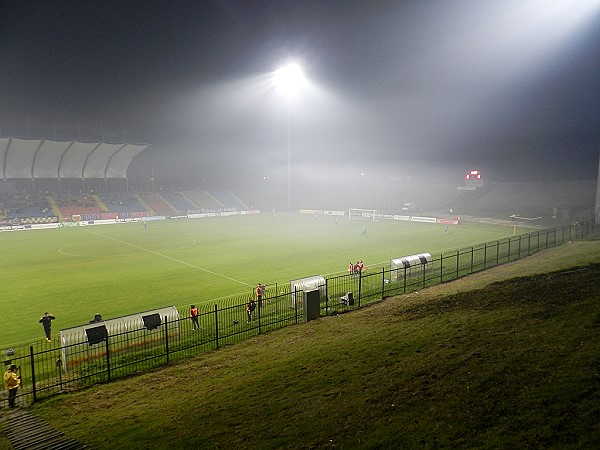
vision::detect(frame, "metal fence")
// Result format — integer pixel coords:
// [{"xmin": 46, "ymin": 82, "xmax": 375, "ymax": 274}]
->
[{"xmin": 3, "ymin": 220, "xmax": 595, "ymax": 407}]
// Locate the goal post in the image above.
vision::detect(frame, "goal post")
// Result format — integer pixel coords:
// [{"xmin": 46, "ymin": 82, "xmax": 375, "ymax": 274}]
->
[{"xmin": 348, "ymin": 208, "xmax": 380, "ymax": 221}]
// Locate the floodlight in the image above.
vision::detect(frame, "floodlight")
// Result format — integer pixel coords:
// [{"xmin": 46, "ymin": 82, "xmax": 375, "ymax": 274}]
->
[{"xmin": 275, "ymin": 63, "xmax": 305, "ymax": 95}]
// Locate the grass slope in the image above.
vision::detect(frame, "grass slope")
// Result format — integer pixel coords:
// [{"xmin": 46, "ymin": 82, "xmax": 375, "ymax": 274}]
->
[
  {"xmin": 2, "ymin": 238, "xmax": 596, "ymax": 449},
  {"xmin": 1, "ymin": 214, "xmax": 519, "ymax": 346}
]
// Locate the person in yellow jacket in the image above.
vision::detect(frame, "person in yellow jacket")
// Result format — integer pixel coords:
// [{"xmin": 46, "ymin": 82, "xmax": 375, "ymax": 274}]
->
[{"xmin": 4, "ymin": 364, "xmax": 21, "ymax": 408}]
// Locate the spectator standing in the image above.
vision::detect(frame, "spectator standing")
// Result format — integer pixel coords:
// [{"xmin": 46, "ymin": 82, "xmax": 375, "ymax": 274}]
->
[
  {"xmin": 3, "ymin": 364, "xmax": 20, "ymax": 408},
  {"xmin": 190, "ymin": 305, "xmax": 199, "ymax": 330},
  {"xmin": 247, "ymin": 299, "xmax": 256, "ymax": 322},
  {"xmin": 39, "ymin": 312, "xmax": 55, "ymax": 342},
  {"xmin": 89, "ymin": 313, "xmax": 103, "ymax": 323},
  {"xmin": 255, "ymin": 283, "xmax": 264, "ymax": 307}
]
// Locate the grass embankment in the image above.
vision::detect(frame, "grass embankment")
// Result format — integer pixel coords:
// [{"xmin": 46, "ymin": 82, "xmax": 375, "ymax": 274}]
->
[{"xmin": 3, "ymin": 239, "xmax": 600, "ymax": 448}]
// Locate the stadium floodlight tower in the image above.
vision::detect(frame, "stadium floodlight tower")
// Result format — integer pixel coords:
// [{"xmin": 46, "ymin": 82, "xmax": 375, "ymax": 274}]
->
[{"xmin": 275, "ymin": 62, "xmax": 305, "ymax": 210}]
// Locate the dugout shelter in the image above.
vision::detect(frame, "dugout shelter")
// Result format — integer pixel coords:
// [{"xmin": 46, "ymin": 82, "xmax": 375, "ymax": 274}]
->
[
  {"xmin": 390, "ymin": 253, "xmax": 432, "ymax": 282},
  {"xmin": 59, "ymin": 306, "xmax": 179, "ymax": 371},
  {"xmin": 290, "ymin": 275, "xmax": 326, "ymax": 320}
]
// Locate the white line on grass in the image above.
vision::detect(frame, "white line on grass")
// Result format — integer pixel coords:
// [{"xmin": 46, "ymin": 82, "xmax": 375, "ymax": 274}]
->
[{"xmin": 84, "ymin": 229, "xmax": 254, "ymax": 288}]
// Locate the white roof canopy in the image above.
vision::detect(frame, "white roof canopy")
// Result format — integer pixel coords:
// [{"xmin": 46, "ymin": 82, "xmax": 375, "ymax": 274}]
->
[{"xmin": 0, "ymin": 138, "xmax": 148, "ymax": 179}]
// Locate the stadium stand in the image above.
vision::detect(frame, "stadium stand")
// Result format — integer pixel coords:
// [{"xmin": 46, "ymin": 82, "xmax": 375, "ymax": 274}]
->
[
  {"xmin": 454, "ymin": 181, "xmax": 595, "ymax": 216},
  {"xmin": 160, "ymin": 191, "xmax": 196, "ymax": 214},
  {"xmin": 181, "ymin": 190, "xmax": 223, "ymax": 210},
  {"xmin": 56, "ymin": 194, "xmax": 104, "ymax": 217},
  {"xmin": 0, "ymin": 192, "xmax": 54, "ymax": 218},
  {"xmin": 209, "ymin": 190, "xmax": 248, "ymax": 210},
  {"xmin": 137, "ymin": 192, "xmax": 178, "ymax": 216},
  {"xmin": 97, "ymin": 193, "xmax": 145, "ymax": 214}
]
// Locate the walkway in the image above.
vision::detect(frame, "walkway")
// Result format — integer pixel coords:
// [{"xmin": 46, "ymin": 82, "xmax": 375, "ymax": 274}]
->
[{"xmin": 3, "ymin": 409, "xmax": 88, "ymax": 449}]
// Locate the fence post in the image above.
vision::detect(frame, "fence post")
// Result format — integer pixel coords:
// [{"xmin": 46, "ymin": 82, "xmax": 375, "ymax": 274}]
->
[
  {"xmin": 358, "ymin": 271, "xmax": 362, "ymax": 307},
  {"xmin": 455, "ymin": 250, "xmax": 459, "ymax": 279},
  {"xmin": 484, "ymin": 243, "xmax": 488, "ymax": 269},
  {"xmin": 326, "ymin": 278, "xmax": 330, "ymax": 314},
  {"xmin": 294, "ymin": 287, "xmax": 298, "ymax": 324},
  {"xmin": 508, "ymin": 238, "xmax": 511, "ymax": 261},
  {"xmin": 440, "ymin": 254, "xmax": 443, "ymax": 284},
  {"xmin": 560, "ymin": 225, "xmax": 563, "ymax": 243},
  {"xmin": 470, "ymin": 246, "xmax": 474, "ymax": 273},
  {"xmin": 496, "ymin": 241, "xmax": 499, "ymax": 265},
  {"xmin": 29, "ymin": 345, "xmax": 37, "ymax": 404},
  {"xmin": 382, "ymin": 267, "xmax": 386, "ymax": 300},
  {"xmin": 542, "ymin": 229, "xmax": 547, "ymax": 249},
  {"xmin": 214, "ymin": 304, "xmax": 219, "ymax": 349},
  {"xmin": 164, "ymin": 315, "xmax": 170, "ymax": 365},
  {"xmin": 105, "ymin": 333, "xmax": 111, "ymax": 383},
  {"xmin": 258, "ymin": 298, "xmax": 262, "ymax": 334}
]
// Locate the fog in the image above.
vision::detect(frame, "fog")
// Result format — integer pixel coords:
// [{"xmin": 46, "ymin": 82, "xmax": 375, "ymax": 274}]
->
[{"xmin": 1, "ymin": 0, "xmax": 599, "ymax": 202}]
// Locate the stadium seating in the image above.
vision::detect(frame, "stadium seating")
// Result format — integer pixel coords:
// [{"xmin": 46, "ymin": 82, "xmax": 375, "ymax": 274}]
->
[
  {"xmin": 160, "ymin": 191, "xmax": 196, "ymax": 214},
  {"xmin": 55, "ymin": 194, "xmax": 104, "ymax": 217},
  {"xmin": 209, "ymin": 190, "xmax": 247, "ymax": 210},
  {"xmin": 0, "ymin": 192, "xmax": 54, "ymax": 218},
  {"xmin": 97, "ymin": 193, "xmax": 145, "ymax": 214},
  {"xmin": 137, "ymin": 192, "xmax": 177, "ymax": 216},
  {"xmin": 181, "ymin": 190, "xmax": 223, "ymax": 210}
]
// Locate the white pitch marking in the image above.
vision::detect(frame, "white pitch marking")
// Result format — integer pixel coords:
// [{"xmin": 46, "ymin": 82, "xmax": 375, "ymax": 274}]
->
[{"xmin": 83, "ymin": 229, "xmax": 253, "ymax": 287}]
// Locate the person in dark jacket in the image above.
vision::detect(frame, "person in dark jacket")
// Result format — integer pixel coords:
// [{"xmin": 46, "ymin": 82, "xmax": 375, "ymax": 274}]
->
[
  {"xmin": 247, "ymin": 300, "xmax": 256, "ymax": 322},
  {"xmin": 90, "ymin": 313, "xmax": 103, "ymax": 323},
  {"xmin": 39, "ymin": 312, "xmax": 56, "ymax": 342}
]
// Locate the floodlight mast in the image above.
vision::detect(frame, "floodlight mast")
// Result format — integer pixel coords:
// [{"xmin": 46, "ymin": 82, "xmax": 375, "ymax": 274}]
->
[{"xmin": 275, "ymin": 63, "xmax": 305, "ymax": 210}]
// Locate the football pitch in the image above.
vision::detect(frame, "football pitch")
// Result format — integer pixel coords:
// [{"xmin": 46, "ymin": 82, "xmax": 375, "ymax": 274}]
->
[{"xmin": 1, "ymin": 213, "xmax": 524, "ymax": 347}]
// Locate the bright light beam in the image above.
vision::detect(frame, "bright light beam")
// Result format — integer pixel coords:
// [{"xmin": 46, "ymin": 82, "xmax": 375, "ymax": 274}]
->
[{"xmin": 275, "ymin": 62, "xmax": 305, "ymax": 209}]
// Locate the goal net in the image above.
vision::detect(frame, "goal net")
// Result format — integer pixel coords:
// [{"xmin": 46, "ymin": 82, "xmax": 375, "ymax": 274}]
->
[{"xmin": 348, "ymin": 208, "xmax": 380, "ymax": 221}]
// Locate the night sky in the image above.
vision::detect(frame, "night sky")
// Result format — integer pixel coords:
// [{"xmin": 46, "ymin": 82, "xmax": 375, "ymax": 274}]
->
[{"xmin": 1, "ymin": 0, "xmax": 599, "ymax": 186}]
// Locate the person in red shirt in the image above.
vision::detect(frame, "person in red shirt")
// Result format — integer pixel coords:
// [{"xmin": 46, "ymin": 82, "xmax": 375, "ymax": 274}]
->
[
  {"xmin": 357, "ymin": 261, "xmax": 364, "ymax": 273},
  {"xmin": 190, "ymin": 305, "xmax": 199, "ymax": 330}
]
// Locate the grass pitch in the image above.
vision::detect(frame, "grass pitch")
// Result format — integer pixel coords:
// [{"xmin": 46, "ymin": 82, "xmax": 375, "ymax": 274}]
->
[{"xmin": 1, "ymin": 213, "xmax": 522, "ymax": 347}]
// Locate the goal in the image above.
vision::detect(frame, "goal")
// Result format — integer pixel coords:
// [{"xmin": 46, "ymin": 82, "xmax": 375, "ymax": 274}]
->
[{"xmin": 348, "ymin": 208, "xmax": 380, "ymax": 221}]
